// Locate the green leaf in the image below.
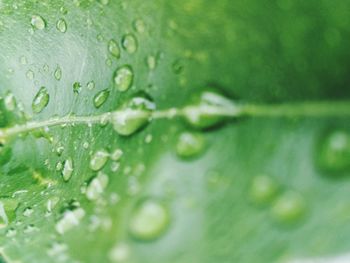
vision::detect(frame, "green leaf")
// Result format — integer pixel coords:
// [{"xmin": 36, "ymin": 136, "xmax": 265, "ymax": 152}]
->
[{"xmin": 0, "ymin": 1, "xmax": 350, "ymax": 263}]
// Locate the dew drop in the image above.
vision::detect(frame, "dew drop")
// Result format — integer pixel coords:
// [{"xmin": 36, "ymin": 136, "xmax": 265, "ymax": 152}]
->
[
  {"xmin": 26, "ymin": 70, "xmax": 35, "ymax": 80},
  {"xmin": 86, "ymin": 172, "xmax": 109, "ymax": 201},
  {"xmin": 271, "ymin": 191, "xmax": 306, "ymax": 224},
  {"xmin": 111, "ymin": 94, "xmax": 155, "ymax": 136},
  {"xmin": 113, "ymin": 65, "xmax": 133, "ymax": 92},
  {"xmin": 129, "ymin": 199, "xmax": 170, "ymax": 241},
  {"xmin": 109, "ymin": 243, "xmax": 130, "ymax": 263},
  {"xmin": 23, "ymin": 207, "xmax": 33, "ymax": 217},
  {"xmin": 87, "ymin": 81, "xmax": 95, "ymax": 90},
  {"xmin": 133, "ymin": 19, "xmax": 146, "ymax": 33},
  {"xmin": 54, "ymin": 66, "xmax": 62, "ymax": 80},
  {"xmin": 121, "ymin": 34, "xmax": 138, "ymax": 54},
  {"xmin": 146, "ymin": 55, "xmax": 157, "ymax": 70},
  {"xmin": 176, "ymin": 132, "xmax": 206, "ymax": 159},
  {"xmin": 32, "ymin": 86, "xmax": 49, "ymax": 113},
  {"xmin": 250, "ymin": 175, "xmax": 279, "ymax": 205},
  {"xmin": 109, "ymin": 149, "xmax": 122, "ymax": 162},
  {"xmin": 93, "ymin": 89, "xmax": 110, "ymax": 108},
  {"xmin": 31, "ymin": 15, "xmax": 46, "ymax": 30},
  {"xmin": 90, "ymin": 149, "xmax": 109, "ymax": 171},
  {"xmin": 73, "ymin": 82, "xmax": 82, "ymax": 94},
  {"xmin": 4, "ymin": 92, "xmax": 16, "ymax": 111},
  {"xmin": 55, "ymin": 207, "xmax": 85, "ymax": 234},
  {"xmin": 62, "ymin": 158, "xmax": 73, "ymax": 181},
  {"xmin": 316, "ymin": 130, "xmax": 350, "ymax": 174},
  {"xmin": 0, "ymin": 199, "xmax": 19, "ymax": 228},
  {"xmin": 20, "ymin": 56, "xmax": 28, "ymax": 65},
  {"xmin": 108, "ymin": 39, "xmax": 121, "ymax": 58},
  {"xmin": 183, "ymin": 90, "xmax": 237, "ymax": 129},
  {"xmin": 56, "ymin": 18, "xmax": 67, "ymax": 33}
]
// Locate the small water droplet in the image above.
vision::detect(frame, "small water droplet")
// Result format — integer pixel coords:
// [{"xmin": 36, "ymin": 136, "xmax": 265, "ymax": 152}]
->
[
  {"xmin": 86, "ymin": 172, "xmax": 109, "ymax": 201},
  {"xmin": 129, "ymin": 199, "xmax": 170, "ymax": 241},
  {"xmin": 316, "ymin": 130, "xmax": 350, "ymax": 174},
  {"xmin": 6, "ymin": 228, "xmax": 17, "ymax": 237},
  {"xmin": 176, "ymin": 132, "xmax": 206, "ymax": 159},
  {"xmin": 146, "ymin": 55, "xmax": 157, "ymax": 70},
  {"xmin": 31, "ymin": 15, "xmax": 46, "ymax": 30},
  {"xmin": 56, "ymin": 18, "xmax": 67, "ymax": 33},
  {"xmin": 54, "ymin": 66, "xmax": 62, "ymax": 80},
  {"xmin": 99, "ymin": 0, "xmax": 109, "ymax": 5},
  {"xmin": 133, "ymin": 19, "xmax": 146, "ymax": 33},
  {"xmin": 87, "ymin": 81, "xmax": 95, "ymax": 90},
  {"xmin": 121, "ymin": 34, "xmax": 138, "ymax": 54},
  {"xmin": 109, "ymin": 243, "xmax": 130, "ymax": 263},
  {"xmin": 110, "ymin": 149, "xmax": 123, "ymax": 161},
  {"xmin": 249, "ymin": 175, "xmax": 279, "ymax": 205},
  {"xmin": 93, "ymin": 89, "xmax": 110, "ymax": 108},
  {"xmin": 73, "ymin": 82, "xmax": 82, "ymax": 94},
  {"xmin": 183, "ymin": 90, "xmax": 237, "ymax": 129},
  {"xmin": 271, "ymin": 191, "xmax": 306, "ymax": 224},
  {"xmin": 32, "ymin": 86, "xmax": 49, "ymax": 113},
  {"xmin": 23, "ymin": 207, "xmax": 33, "ymax": 217},
  {"xmin": 55, "ymin": 207, "xmax": 85, "ymax": 234},
  {"xmin": 90, "ymin": 150, "xmax": 109, "ymax": 171},
  {"xmin": 111, "ymin": 94, "xmax": 155, "ymax": 136},
  {"xmin": 4, "ymin": 92, "xmax": 16, "ymax": 111},
  {"xmin": 111, "ymin": 162, "xmax": 120, "ymax": 172},
  {"xmin": 113, "ymin": 65, "xmax": 133, "ymax": 92},
  {"xmin": 108, "ymin": 39, "xmax": 121, "ymax": 58},
  {"xmin": 62, "ymin": 158, "xmax": 73, "ymax": 181},
  {"xmin": 20, "ymin": 56, "xmax": 28, "ymax": 65},
  {"xmin": 0, "ymin": 199, "xmax": 19, "ymax": 228},
  {"xmin": 26, "ymin": 70, "xmax": 35, "ymax": 80}
]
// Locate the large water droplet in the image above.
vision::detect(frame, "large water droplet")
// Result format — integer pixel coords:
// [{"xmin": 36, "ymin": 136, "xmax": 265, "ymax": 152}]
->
[
  {"xmin": 271, "ymin": 191, "xmax": 306, "ymax": 224},
  {"xmin": 32, "ymin": 86, "xmax": 49, "ymax": 113},
  {"xmin": 111, "ymin": 94, "xmax": 155, "ymax": 136},
  {"xmin": 31, "ymin": 15, "xmax": 46, "ymax": 30},
  {"xmin": 55, "ymin": 207, "xmax": 85, "ymax": 234},
  {"xmin": 121, "ymin": 34, "xmax": 138, "ymax": 54},
  {"xmin": 108, "ymin": 39, "xmax": 121, "ymax": 58},
  {"xmin": 86, "ymin": 172, "xmax": 109, "ymax": 201},
  {"xmin": 56, "ymin": 18, "xmax": 67, "ymax": 33},
  {"xmin": 176, "ymin": 132, "xmax": 206, "ymax": 159},
  {"xmin": 93, "ymin": 89, "xmax": 110, "ymax": 108},
  {"xmin": 62, "ymin": 158, "xmax": 73, "ymax": 181},
  {"xmin": 90, "ymin": 150, "xmax": 109, "ymax": 171},
  {"xmin": 183, "ymin": 90, "xmax": 237, "ymax": 129},
  {"xmin": 129, "ymin": 199, "xmax": 170, "ymax": 241},
  {"xmin": 249, "ymin": 175, "xmax": 279, "ymax": 205},
  {"xmin": 316, "ymin": 130, "xmax": 350, "ymax": 174},
  {"xmin": 114, "ymin": 65, "xmax": 133, "ymax": 92}
]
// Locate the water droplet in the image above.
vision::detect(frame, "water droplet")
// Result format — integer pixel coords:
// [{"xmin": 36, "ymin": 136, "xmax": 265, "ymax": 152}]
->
[
  {"xmin": 26, "ymin": 70, "xmax": 35, "ymax": 81},
  {"xmin": 113, "ymin": 65, "xmax": 133, "ymax": 92},
  {"xmin": 108, "ymin": 39, "xmax": 121, "ymax": 58},
  {"xmin": 55, "ymin": 207, "xmax": 85, "ymax": 234},
  {"xmin": 6, "ymin": 228, "xmax": 17, "ymax": 237},
  {"xmin": 87, "ymin": 81, "xmax": 95, "ymax": 90},
  {"xmin": 20, "ymin": 56, "xmax": 28, "ymax": 65},
  {"xmin": 4, "ymin": 92, "xmax": 16, "ymax": 111},
  {"xmin": 110, "ymin": 149, "xmax": 123, "ymax": 161},
  {"xmin": 54, "ymin": 66, "xmax": 62, "ymax": 80},
  {"xmin": 183, "ymin": 90, "xmax": 237, "ymax": 129},
  {"xmin": 73, "ymin": 82, "xmax": 82, "ymax": 94},
  {"xmin": 56, "ymin": 18, "xmax": 67, "ymax": 33},
  {"xmin": 316, "ymin": 130, "xmax": 350, "ymax": 174},
  {"xmin": 31, "ymin": 15, "xmax": 46, "ymax": 30},
  {"xmin": 111, "ymin": 94, "xmax": 155, "ymax": 136},
  {"xmin": 146, "ymin": 55, "xmax": 157, "ymax": 70},
  {"xmin": 62, "ymin": 158, "xmax": 73, "ymax": 181},
  {"xmin": 121, "ymin": 34, "xmax": 138, "ymax": 54},
  {"xmin": 23, "ymin": 207, "xmax": 33, "ymax": 217},
  {"xmin": 133, "ymin": 19, "xmax": 146, "ymax": 33},
  {"xmin": 99, "ymin": 0, "xmax": 109, "ymax": 5},
  {"xmin": 0, "ymin": 199, "xmax": 19, "ymax": 228},
  {"xmin": 111, "ymin": 162, "xmax": 120, "ymax": 172},
  {"xmin": 90, "ymin": 150, "xmax": 109, "ymax": 171},
  {"xmin": 250, "ymin": 175, "xmax": 279, "ymax": 205},
  {"xmin": 32, "ymin": 86, "xmax": 49, "ymax": 113},
  {"xmin": 129, "ymin": 199, "xmax": 170, "ymax": 241},
  {"xmin": 86, "ymin": 172, "xmax": 109, "ymax": 201},
  {"xmin": 109, "ymin": 243, "xmax": 130, "ymax": 263},
  {"xmin": 93, "ymin": 89, "xmax": 110, "ymax": 108},
  {"xmin": 176, "ymin": 132, "xmax": 206, "ymax": 159},
  {"xmin": 271, "ymin": 191, "xmax": 306, "ymax": 224}
]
